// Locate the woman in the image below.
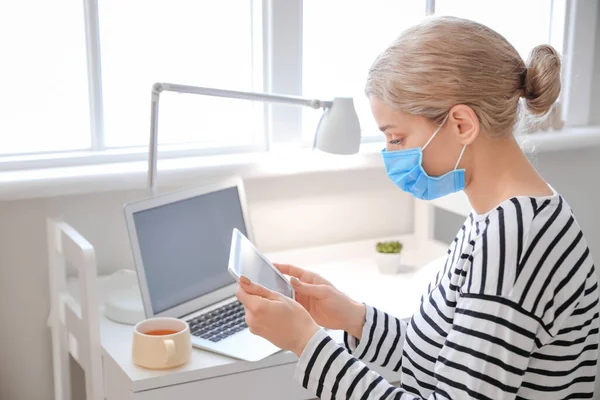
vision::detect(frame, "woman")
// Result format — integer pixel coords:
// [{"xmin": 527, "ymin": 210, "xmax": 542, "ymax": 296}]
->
[{"xmin": 236, "ymin": 17, "xmax": 599, "ymax": 399}]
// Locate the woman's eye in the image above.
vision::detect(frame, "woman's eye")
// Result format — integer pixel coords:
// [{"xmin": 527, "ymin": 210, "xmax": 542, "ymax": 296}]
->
[{"xmin": 388, "ymin": 138, "xmax": 403, "ymax": 145}]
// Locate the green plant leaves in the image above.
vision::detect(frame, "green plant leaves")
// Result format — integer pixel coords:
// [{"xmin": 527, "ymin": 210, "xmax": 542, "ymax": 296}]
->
[{"xmin": 375, "ymin": 241, "xmax": 403, "ymax": 254}]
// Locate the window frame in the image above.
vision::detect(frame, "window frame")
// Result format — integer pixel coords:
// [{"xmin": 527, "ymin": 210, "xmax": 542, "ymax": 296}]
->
[
  {"xmin": 560, "ymin": 0, "xmax": 598, "ymax": 126},
  {"xmin": 0, "ymin": 0, "xmax": 595, "ymax": 173},
  {"xmin": 0, "ymin": 0, "xmax": 266, "ymax": 171}
]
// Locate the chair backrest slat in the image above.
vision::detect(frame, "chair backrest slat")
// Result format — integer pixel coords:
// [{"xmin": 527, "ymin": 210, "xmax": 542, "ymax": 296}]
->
[{"xmin": 47, "ymin": 218, "xmax": 104, "ymax": 400}]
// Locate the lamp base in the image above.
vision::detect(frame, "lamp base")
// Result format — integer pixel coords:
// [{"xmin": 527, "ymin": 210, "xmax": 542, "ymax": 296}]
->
[
  {"xmin": 103, "ymin": 270, "xmax": 145, "ymax": 325},
  {"xmin": 105, "ymin": 287, "xmax": 145, "ymax": 325}
]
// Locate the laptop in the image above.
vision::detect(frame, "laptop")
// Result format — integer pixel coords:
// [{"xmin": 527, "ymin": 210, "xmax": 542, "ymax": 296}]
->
[{"xmin": 123, "ymin": 177, "xmax": 281, "ymax": 362}]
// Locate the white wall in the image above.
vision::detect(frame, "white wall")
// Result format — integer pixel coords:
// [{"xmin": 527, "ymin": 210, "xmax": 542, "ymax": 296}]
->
[{"xmin": 0, "ymin": 167, "xmax": 411, "ymax": 400}]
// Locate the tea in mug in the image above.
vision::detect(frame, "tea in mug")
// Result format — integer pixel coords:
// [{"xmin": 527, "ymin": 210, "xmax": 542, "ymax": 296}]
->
[{"xmin": 144, "ymin": 329, "xmax": 180, "ymax": 336}]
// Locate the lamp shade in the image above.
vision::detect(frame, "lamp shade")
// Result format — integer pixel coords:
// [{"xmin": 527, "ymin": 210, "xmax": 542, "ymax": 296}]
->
[{"xmin": 314, "ymin": 97, "xmax": 361, "ymax": 155}]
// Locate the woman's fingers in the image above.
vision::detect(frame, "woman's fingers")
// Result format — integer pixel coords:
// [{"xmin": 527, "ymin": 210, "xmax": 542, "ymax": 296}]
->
[
  {"xmin": 274, "ymin": 263, "xmax": 334, "ymax": 288},
  {"xmin": 239, "ymin": 275, "xmax": 279, "ymax": 300},
  {"xmin": 236, "ymin": 285, "xmax": 271, "ymax": 315},
  {"xmin": 274, "ymin": 263, "xmax": 326, "ymax": 283},
  {"xmin": 291, "ymin": 278, "xmax": 330, "ymax": 299},
  {"xmin": 273, "ymin": 263, "xmax": 305, "ymax": 278}
]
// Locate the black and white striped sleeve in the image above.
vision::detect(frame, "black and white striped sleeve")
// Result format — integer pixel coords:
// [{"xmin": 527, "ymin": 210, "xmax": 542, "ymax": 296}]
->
[
  {"xmin": 294, "ymin": 329, "xmax": 403, "ymax": 400},
  {"xmin": 342, "ymin": 304, "xmax": 407, "ymax": 369},
  {"xmin": 295, "ymin": 294, "xmax": 541, "ymax": 400}
]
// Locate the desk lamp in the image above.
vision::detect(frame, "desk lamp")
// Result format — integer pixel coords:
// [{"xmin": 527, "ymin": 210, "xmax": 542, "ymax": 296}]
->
[{"xmin": 147, "ymin": 82, "xmax": 361, "ymax": 195}]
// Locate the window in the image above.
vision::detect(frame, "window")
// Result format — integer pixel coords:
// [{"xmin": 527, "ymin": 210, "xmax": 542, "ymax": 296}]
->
[
  {"xmin": 0, "ymin": 0, "xmax": 584, "ymax": 169},
  {"xmin": 302, "ymin": 0, "xmax": 426, "ymax": 140},
  {"xmin": 302, "ymin": 0, "xmax": 565, "ymax": 142},
  {"xmin": 0, "ymin": 1, "xmax": 90, "ymax": 155},
  {"xmin": 98, "ymin": 0, "xmax": 262, "ymax": 150},
  {"xmin": 434, "ymin": 0, "xmax": 557, "ymax": 59}
]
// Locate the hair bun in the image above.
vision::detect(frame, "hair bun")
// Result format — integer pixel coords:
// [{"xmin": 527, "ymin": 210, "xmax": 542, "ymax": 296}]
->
[{"xmin": 522, "ymin": 44, "xmax": 561, "ymax": 115}]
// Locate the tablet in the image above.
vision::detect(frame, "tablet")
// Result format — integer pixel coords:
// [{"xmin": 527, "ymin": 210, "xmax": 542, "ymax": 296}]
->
[{"xmin": 228, "ymin": 228, "xmax": 295, "ymax": 299}]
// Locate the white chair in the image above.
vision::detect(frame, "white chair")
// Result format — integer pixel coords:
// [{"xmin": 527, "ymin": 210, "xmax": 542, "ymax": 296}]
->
[{"xmin": 47, "ymin": 218, "xmax": 104, "ymax": 400}]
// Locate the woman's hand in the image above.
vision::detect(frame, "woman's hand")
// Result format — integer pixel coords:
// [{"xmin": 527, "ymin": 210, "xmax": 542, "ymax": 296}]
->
[
  {"xmin": 274, "ymin": 263, "xmax": 366, "ymax": 339},
  {"xmin": 236, "ymin": 275, "xmax": 320, "ymax": 357}
]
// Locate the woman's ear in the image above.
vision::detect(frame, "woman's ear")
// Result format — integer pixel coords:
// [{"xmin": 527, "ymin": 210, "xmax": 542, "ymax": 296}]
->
[{"xmin": 447, "ymin": 104, "xmax": 479, "ymax": 145}]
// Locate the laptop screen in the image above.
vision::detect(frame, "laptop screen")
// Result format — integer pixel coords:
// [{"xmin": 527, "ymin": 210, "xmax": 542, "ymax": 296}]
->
[{"xmin": 132, "ymin": 187, "xmax": 248, "ymax": 314}]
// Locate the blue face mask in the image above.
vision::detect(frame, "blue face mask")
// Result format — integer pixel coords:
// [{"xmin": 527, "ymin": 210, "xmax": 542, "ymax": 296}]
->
[{"xmin": 382, "ymin": 115, "xmax": 466, "ymax": 201}]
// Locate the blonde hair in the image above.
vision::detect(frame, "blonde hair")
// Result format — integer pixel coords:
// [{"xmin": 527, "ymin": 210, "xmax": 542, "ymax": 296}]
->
[{"xmin": 365, "ymin": 16, "xmax": 561, "ymax": 137}]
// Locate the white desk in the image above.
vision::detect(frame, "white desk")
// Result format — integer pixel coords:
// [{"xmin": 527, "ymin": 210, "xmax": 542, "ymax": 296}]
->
[{"xmin": 65, "ymin": 234, "xmax": 447, "ymax": 399}]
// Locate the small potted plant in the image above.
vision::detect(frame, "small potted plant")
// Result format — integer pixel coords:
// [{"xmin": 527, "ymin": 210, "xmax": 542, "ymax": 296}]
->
[{"xmin": 375, "ymin": 241, "xmax": 404, "ymax": 274}]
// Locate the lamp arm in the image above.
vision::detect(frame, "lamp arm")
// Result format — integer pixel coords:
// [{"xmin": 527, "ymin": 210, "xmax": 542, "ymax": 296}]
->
[
  {"xmin": 153, "ymin": 83, "xmax": 332, "ymax": 109},
  {"xmin": 148, "ymin": 83, "xmax": 334, "ymax": 195}
]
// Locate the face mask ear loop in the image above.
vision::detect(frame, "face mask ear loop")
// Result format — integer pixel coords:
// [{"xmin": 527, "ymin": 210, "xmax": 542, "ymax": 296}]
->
[
  {"xmin": 454, "ymin": 145, "xmax": 467, "ymax": 170},
  {"xmin": 422, "ymin": 113, "xmax": 450, "ymax": 152}
]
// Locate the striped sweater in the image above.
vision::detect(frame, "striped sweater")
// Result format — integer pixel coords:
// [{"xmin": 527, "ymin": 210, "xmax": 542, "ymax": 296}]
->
[{"xmin": 294, "ymin": 193, "xmax": 599, "ymax": 399}]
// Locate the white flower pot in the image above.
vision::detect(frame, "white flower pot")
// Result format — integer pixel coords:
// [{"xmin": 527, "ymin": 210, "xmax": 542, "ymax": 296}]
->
[{"xmin": 376, "ymin": 252, "xmax": 403, "ymax": 274}]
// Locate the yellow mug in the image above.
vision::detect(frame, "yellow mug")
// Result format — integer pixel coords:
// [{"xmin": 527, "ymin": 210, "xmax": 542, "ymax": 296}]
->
[{"xmin": 132, "ymin": 317, "xmax": 191, "ymax": 369}]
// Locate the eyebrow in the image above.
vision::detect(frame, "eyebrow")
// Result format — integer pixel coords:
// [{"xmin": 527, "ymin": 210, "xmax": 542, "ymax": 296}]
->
[{"xmin": 378, "ymin": 124, "xmax": 395, "ymax": 132}]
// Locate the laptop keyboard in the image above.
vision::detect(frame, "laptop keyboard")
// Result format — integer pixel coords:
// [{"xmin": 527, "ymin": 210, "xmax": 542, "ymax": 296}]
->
[{"xmin": 186, "ymin": 301, "xmax": 247, "ymax": 342}]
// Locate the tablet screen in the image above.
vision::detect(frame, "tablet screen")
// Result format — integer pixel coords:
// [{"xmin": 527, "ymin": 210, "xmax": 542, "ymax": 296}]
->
[{"xmin": 229, "ymin": 230, "xmax": 293, "ymax": 298}]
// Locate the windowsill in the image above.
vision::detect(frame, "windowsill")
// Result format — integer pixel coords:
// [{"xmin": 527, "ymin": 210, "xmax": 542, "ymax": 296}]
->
[
  {"xmin": 0, "ymin": 147, "xmax": 385, "ymax": 201},
  {"xmin": 1, "ymin": 126, "xmax": 600, "ymax": 201}
]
